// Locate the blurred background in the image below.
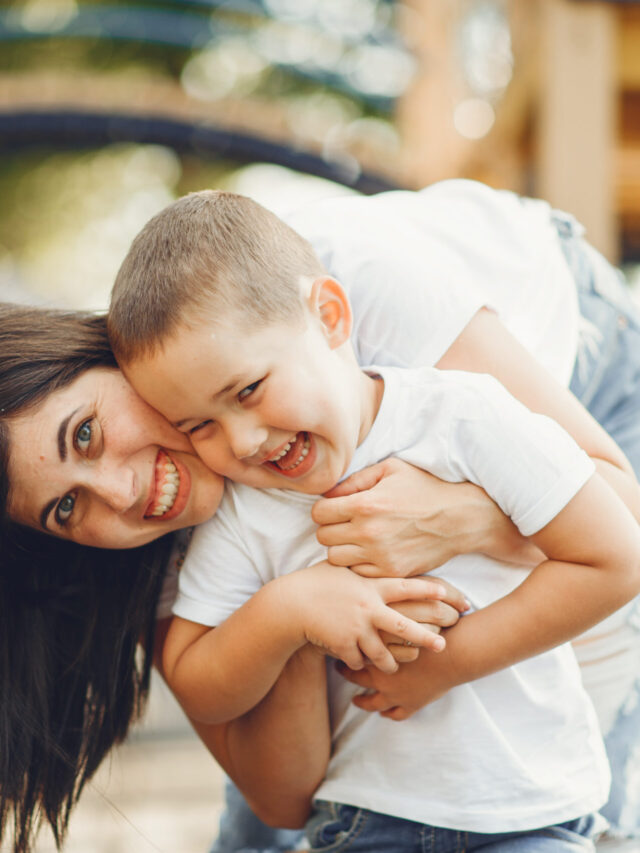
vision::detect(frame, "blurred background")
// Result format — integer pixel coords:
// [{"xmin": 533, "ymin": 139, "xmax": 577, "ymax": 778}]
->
[{"xmin": 0, "ymin": 0, "xmax": 639, "ymax": 850}]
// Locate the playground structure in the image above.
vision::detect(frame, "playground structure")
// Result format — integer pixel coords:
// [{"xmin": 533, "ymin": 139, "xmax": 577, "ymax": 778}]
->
[{"xmin": 0, "ymin": 0, "xmax": 638, "ymax": 263}]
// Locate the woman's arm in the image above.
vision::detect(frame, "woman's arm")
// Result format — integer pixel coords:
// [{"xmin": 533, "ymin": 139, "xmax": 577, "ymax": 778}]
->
[
  {"xmin": 155, "ymin": 618, "xmax": 329, "ymax": 828},
  {"xmin": 314, "ymin": 308, "xmax": 640, "ymax": 578},
  {"xmin": 339, "ymin": 472, "xmax": 640, "ymax": 719}
]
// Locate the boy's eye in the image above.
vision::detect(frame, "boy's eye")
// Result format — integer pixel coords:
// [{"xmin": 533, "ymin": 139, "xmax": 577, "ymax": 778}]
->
[
  {"xmin": 189, "ymin": 420, "xmax": 213, "ymax": 436},
  {"xmin": 238, "ymin": 380, "xmax": 262, "ymax": 401},
  {"xmin": 56, "ymin": 493, "xmax": 76, "ymax": 525},
  {"xmin": 75, "ymin": 419, "xmax": 93, "ymax": 452}
]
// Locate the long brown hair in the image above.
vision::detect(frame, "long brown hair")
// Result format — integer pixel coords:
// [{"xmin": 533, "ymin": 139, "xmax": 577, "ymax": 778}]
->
[{"xmin": 0, "ymin": 303, "xmax": 171, "ymax": 851}]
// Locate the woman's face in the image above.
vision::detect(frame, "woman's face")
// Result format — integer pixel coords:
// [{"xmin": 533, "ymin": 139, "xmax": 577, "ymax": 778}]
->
[{"xmin": 7, "ymin": 368, "xmax": 225, "ymax": 549}]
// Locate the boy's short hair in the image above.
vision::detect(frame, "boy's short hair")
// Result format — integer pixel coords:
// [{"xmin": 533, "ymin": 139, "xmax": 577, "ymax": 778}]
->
[{"xmin": 108, "ymin": 190, "xmax": 325, "ymax": 364}]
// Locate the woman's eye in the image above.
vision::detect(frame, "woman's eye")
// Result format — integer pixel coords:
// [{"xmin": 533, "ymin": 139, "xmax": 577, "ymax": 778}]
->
[
  {"xmin": 238, "ymin": 380, "xmax": 262, "ymax": 401},
  {"xmin": 56, "ymin": 493, "xmax": 76, "ymax": 525},
  {"xmin": 189, "ymin": 420, "xmax": 213, "ymax": 436},
  {"xmin": 75, "ymin": 419, "xmax": 93, "ymax": 452}
]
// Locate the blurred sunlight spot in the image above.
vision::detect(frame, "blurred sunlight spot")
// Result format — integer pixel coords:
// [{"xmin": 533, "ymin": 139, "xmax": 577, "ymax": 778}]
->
[
  {"xmin": 318, "ymin": 0, "xmax": 378, "ymax": 40},
  {"xmin": 19, "ymin": 0, "xmax": 78, "ymax": 33},
  {"xmin": 343, "ymin": 44, "xmax": 415, "ymax": 97},
  {"xmin": 255, "ymin": 19, "xmax": 344, "ymax": 69},
  {"xmin": 453, "ymin": 98, "xmax": 495, "ymax": 139},
  {"xmin": 286, "ymin": 92, "xmax": 360, "ymax": 144},
  {"xmin": 182, "ymin": 42, "xmax": 268, "ymax": 101},
  {"xmin": 458, "ymin": 1, "xmax": 513, "ymax": 97},
  {"xmin": 9, "ymin": 146, "xmax": 181, "ymax": 310},
  {"xmin": 264, "ymin": 0, "xmax": 320, "ymax": 24}
]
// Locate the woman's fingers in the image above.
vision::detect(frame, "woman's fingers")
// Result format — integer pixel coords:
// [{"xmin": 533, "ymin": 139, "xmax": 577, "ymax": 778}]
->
[
  {"xmin": 320, "ymin": 462, "xmax": 386, "ymax": 500},
  {"xmin": 387, "ymin": 643, "xmax": 420, "ymax": 664},
  {"xmin": 316, "ymin": 522, "xmax": 355, "ymax": 546},
  {"xmin": 352, "ymin": 691, "xmax": 395, "ymax": 714},
  {"xmin": 312, "ymin": 494, "xmax": 357, "ymax": 525},
  {"xmin": 335, "ymin": 662, "xmax": 375, "ymax": 688}
]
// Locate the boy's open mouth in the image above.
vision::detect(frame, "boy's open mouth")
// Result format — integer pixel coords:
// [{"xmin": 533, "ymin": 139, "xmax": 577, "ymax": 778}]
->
[
  {"xmin": 265, "ymin": 431, "xmax": 314, "ymax": 477},
  {"xmin": 145, "ymin": 449, "xmax": 182, "ymax": 518}
]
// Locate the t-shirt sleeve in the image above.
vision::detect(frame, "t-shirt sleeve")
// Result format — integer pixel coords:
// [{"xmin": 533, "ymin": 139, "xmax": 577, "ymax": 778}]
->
[
  {"xmin": 172, "ymin": 497, "xmax": 264, "ymax": 627},
  {"xmin": 399, "ymin": 371, "xmax": 595, "ymax": 536}
]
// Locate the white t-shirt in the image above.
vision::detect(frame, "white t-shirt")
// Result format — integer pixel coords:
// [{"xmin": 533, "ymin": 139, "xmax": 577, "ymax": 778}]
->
[
  {"xmin": 173, "ymin": 366, "xmax": 607, "ymax": 832},
  {"xmin": 285, "ymin": 179, "xmax": 579, "ymax": 386}
]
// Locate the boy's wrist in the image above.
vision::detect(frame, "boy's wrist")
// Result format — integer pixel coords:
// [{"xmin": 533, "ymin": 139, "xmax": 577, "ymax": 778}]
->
[{"xmin": 264, "ymin": 574, "xmax": 310, "ymax": 651}]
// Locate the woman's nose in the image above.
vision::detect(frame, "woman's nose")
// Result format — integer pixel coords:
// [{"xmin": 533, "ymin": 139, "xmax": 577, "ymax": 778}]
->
[{"xmin": 93, "ymin": 467, "xmax": 136, "ymax": 513}]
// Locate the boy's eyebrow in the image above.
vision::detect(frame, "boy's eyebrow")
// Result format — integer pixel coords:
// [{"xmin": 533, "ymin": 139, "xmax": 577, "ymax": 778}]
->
[{"xmin": 172, "ymin": 376, "xmax": 245, "ymax": 428}]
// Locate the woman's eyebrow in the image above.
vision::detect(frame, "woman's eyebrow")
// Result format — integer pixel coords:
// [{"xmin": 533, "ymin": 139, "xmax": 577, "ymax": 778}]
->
[
  {"xmin": 57, "ymin": 407, "xmax": 80, "ymax": 461},
  {"xmin": 40, "ymin": 498, "xmax": 58, "ymax": 531}
]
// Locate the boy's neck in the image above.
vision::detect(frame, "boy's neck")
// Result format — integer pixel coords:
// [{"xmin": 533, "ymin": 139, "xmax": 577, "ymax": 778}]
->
[{"xmin": 357, "ymin": 369, "xmax": 385, "ymax": 447}]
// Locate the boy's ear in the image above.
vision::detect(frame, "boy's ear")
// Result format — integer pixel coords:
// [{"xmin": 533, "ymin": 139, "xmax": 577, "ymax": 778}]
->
[{"xmin": 308, "ymin": 277, "xmax": 352, "ymax": 348}]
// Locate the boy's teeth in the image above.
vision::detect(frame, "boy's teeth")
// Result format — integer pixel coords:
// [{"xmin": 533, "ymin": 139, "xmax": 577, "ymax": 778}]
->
[
  {"xmin": 272, "ymin": 441, "xmax": 292, "ymax": 461},
  {"xmin": 271, "ymin": 433, "xmax": 311, "ymax": 471}
]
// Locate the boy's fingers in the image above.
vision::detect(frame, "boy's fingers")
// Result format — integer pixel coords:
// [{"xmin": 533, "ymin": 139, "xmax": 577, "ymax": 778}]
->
[
  {"xmin": 320, "ymin": 462, "xmax": 385, "ymax": 500},
  {"xmin": 380, "ymin": 577, "xmax": 448, "ymax": 603},
  {"xmin": 378, "ymin": 611, "xmax": 446, "ymax": 652},
  {"xmin": 339, "ymin": 645, "xmax": 366, "ymax": 672},
  {"xmin": 360, "ymin": 636, "xmax": 399, "ymax": 675},
  {"xmin": 434, "ymin": 579, "xmax": 472, "ymax": 613}
]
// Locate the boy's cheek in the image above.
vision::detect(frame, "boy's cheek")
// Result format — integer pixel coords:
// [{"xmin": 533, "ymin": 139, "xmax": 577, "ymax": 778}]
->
[{"xmin": 191, "ymin": 434, "xmax": 234, "ymax": 477}]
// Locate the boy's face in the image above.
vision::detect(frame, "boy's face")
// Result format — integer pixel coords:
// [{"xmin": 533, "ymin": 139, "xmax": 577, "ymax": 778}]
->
[{"xmin": 124, "ymin": 280, "xmax": 369, "ymax": 494}]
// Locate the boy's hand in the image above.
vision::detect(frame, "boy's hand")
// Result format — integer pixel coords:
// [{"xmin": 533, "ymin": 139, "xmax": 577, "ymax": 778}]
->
[
  {"xmin": 285, "ymin": 562, "xmax": 452, "ymax": 675},
  {"xmin": 381, "ymin": 587, "xmax": 467, "ymax": 662}
]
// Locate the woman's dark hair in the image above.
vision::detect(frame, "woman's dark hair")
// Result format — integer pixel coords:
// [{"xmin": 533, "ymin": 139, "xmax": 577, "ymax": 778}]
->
[{"xmin": 0, "ymin": 303, "xmax": 173, "ymax": 851}]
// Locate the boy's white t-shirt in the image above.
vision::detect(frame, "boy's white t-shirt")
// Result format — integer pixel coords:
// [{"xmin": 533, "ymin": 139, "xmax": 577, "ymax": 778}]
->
[
  {"xmin": 173, "ymin": 366, "xmax": 608, "ymax": 833},
  {"xmin": 285, "ymin": 179, "xmax": 579, "ymax": 386}
]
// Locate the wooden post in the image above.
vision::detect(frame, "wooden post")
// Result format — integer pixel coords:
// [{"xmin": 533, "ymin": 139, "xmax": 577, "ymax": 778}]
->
[{"xmin": 537, "ymin": 0, "xmax": 617, "ymax": 260}]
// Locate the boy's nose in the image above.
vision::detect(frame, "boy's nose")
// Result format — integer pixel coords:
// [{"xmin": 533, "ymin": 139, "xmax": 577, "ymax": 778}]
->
[{"xmin": 226, "ymin": 424, "xmax": 267, "ymax": 461}]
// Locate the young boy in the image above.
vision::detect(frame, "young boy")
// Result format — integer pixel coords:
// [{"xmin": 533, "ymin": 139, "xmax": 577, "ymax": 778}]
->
[{"xmin": 108, "ymin": 190, "xmax": 640, "ymax": 851}]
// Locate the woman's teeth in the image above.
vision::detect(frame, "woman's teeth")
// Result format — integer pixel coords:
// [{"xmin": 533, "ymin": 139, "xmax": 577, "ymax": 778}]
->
[{"xmin": 150, "ymin": 459, "xmax": 180, "ymax": 516}]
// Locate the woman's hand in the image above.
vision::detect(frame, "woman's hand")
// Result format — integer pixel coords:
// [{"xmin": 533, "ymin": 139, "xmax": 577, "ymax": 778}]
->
[
  {"xmin": 313, "ymin": 458, "xmax": 543, "ymax": 576},
  {"xmin": 335, "ymin": 640, "xmax": 460, "ymax": 721}
]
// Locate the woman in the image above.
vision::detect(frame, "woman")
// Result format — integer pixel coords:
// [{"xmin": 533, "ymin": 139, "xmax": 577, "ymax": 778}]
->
[{"xmin": 2, "ymin": 186, "xmax": 640, "ymax": 852}]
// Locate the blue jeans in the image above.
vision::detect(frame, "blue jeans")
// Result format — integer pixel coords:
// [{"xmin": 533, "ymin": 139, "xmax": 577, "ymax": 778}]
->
[
  {"xmin": 306, "ymin": 803, "xmax": 601, "ymax": 852},
  {"xmin": 208, "ymin": 777, "xmax": 303, "ymax": 853},
  {"xmin": 558, "ymin": 212, "xmax": 640, "ymax": 839},
  {"xmin": 210, "ymin": 219, "xmax": 640, "ymax": 851}
]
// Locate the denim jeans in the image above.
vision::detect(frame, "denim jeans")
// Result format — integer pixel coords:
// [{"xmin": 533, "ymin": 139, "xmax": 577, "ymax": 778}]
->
[
  {"xmin": 306, "ymin": 803, "xmax": 602, "ymax": 853},
  {"xmin": 208, "ymin": 777, "xmax": 304, "ymax": 853},
  {"xmin": 558, "ymin": 212, "xmax": 640, "ymax": 839}
]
